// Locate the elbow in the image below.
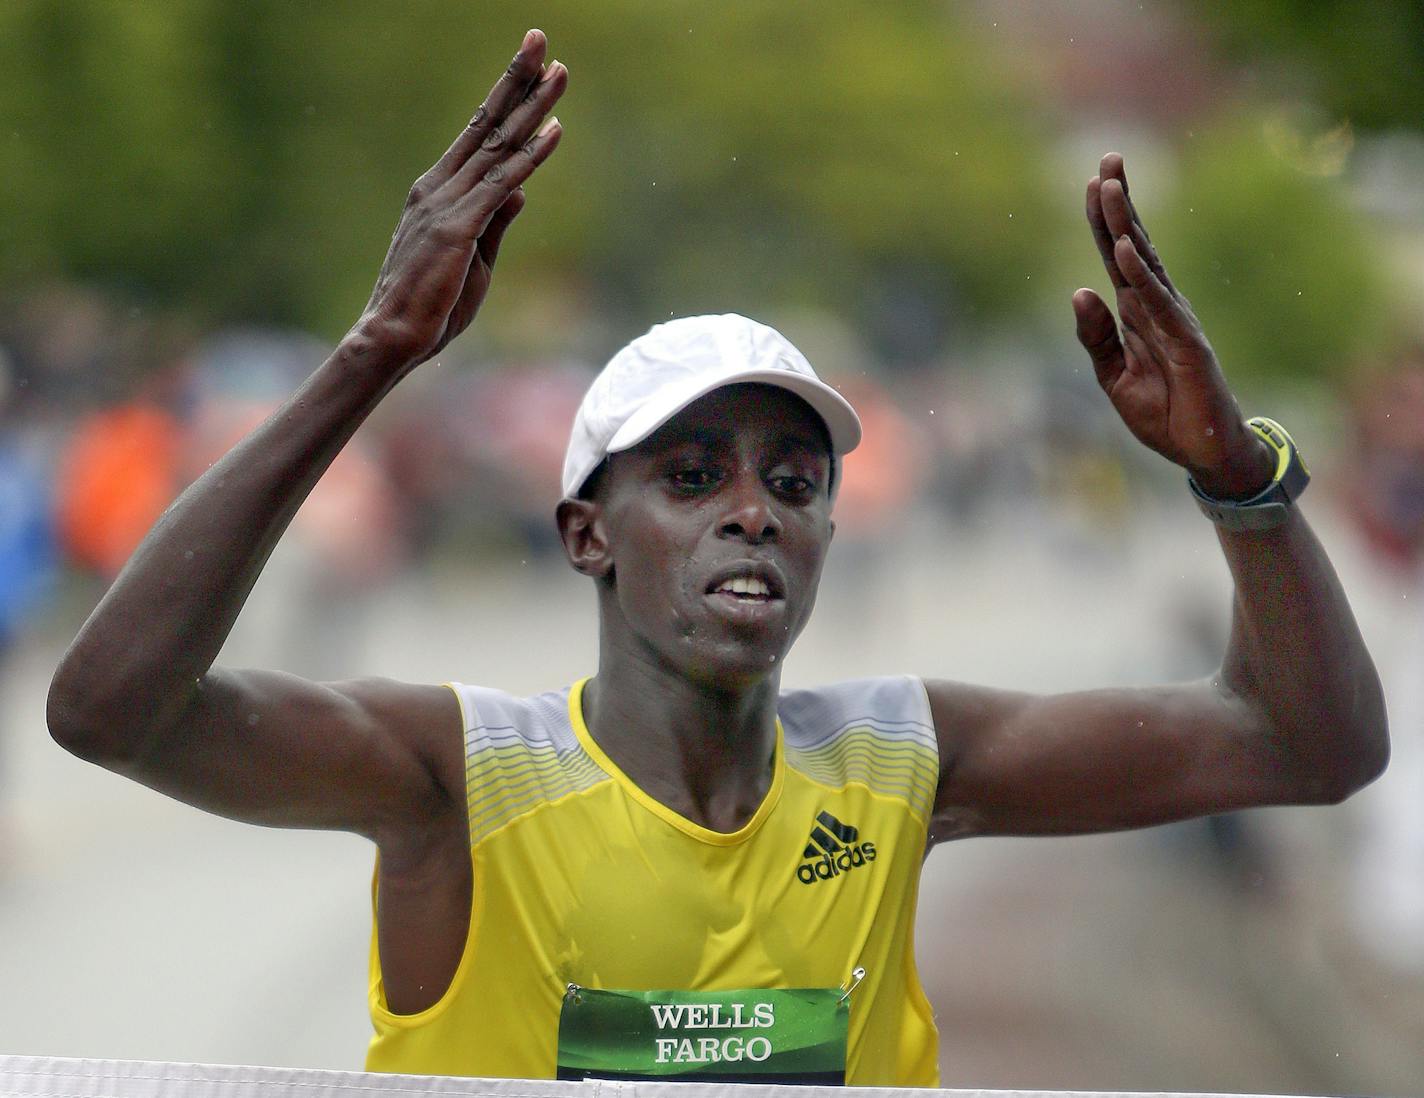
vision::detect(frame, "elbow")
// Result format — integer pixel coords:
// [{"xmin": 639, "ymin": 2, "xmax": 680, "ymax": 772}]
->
[
  {"xmin": 1279, "ymin": 668, "xmax": 1391, "ymax": 806},
  {"xmin": 47, "ymin": 668, "xmax": 148, "ymax": 768},
  {"xmin": 1295, "ymin": 720, "xmax": 1390, "ymax": 806},
  {"xmin": 47, "ymin": 677, "xmax": 109, "ymax": 764},
  {"xmin": 1323, "ymin": 731, "xmax": 1389, "ymax": 804},
  {"xmin": 1333, "ymin": 674, "xmax": 1392, "ymax": 800}
]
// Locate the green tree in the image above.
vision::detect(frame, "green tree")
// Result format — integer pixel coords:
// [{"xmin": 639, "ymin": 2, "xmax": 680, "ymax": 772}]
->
[
  {"xmin": 1191, "ymin": 0, "xmax": 1424, "ymax": 132},
  {"xmin": 1, "ymin": 1, "xmax": 1067, "ymax": 356},
  {"xmin": 1150, "ymin": 125, "xmax": 1391, "ymax": 387}
]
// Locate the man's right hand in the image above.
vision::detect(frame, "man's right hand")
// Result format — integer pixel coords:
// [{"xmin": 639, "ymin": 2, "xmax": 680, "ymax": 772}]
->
[{"xmin": 356, "ymin": 29, "xmax": 566, "ymax": 370}]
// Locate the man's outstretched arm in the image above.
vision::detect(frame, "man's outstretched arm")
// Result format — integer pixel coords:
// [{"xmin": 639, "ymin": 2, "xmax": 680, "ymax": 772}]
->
[
  {"xmin": 47, "ymin": 31, "xmax": 567, "ymax": 847},
  {"xmin": 926, "ymin": 153, "xmax": 1388, "ymax": 843}
]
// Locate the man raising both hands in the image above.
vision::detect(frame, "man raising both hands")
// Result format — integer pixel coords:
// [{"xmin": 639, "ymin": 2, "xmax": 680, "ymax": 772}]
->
[{"xmin": 49, "ymin": 30, "xmax": 1386, "ymax": 1087}]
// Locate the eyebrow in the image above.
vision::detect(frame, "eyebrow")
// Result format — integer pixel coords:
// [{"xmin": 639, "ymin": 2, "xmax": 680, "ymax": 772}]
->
[{"xmin": 771, "ymin": 434, "xmax": 831, "ymax": 460}]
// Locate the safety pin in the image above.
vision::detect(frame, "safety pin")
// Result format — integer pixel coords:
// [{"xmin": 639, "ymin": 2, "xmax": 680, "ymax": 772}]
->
[
  {"xmin": 565, "ymin": 982, "xmax": 583, "ymax": 1004},
  {"xmin": 838, "ymin": 966, "xmax": 866, "ymax": 1004}
]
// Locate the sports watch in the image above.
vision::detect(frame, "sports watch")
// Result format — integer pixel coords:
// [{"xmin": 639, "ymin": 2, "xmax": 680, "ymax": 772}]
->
[{"xmin": 1188, "ymin": 416, "xmax": 1310, "ymax": 532}]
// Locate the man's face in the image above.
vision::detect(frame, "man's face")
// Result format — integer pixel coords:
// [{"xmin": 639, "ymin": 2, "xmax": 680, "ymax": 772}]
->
[{"xmin": 591, "ymin": 383, "xmax": 835, "ymax": 687}]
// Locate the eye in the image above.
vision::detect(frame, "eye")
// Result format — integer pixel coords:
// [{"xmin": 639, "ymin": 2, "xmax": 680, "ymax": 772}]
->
[
  {"xmin": 671, "ymin": 468, "xmax": 719, "ymax": 490},
  {"xmin": 770, "ymin": 474, "xmax": 815, "ymax": 497}
]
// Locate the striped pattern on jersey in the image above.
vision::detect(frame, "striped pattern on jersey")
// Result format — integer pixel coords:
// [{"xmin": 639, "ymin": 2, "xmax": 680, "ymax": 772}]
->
[
  {"xmin": 449, "ymin": 675, "xmax": 940, "ymax": 845},
  {"xmin": 780, "ymin": 675, "xmax": 939, "ymax": 823},
  {"xmin": 449, "ymin": 684, "xmax": 610, "ymax": 846}
]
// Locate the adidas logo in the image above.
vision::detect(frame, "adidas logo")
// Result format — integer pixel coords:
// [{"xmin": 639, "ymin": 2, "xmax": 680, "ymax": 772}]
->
[{"xmin": 795, "ymin": 811, "xmax": 877, "ymax": 885}]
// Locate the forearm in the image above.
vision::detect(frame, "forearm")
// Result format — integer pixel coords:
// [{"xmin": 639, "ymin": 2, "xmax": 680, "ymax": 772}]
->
[
  {"xmin": 1215, "ymin": 509, "xmax": 1388, "ymax": 800},
  {"xmin": 48, "ymin": 330, "xmax": 408, "ymax": 757}
]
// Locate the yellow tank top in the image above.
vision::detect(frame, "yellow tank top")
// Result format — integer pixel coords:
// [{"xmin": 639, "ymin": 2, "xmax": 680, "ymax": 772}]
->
[{"xmin": 366, "ymin": 675, "xmax": 941, "ymax": 1086}]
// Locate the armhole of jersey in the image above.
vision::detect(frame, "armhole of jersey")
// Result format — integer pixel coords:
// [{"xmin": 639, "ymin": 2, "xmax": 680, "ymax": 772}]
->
[
  {"xmin": 886, "ymin": 676, "xmax": 942, "ymax": 1086},
  {"xmin": 911, "ymin": 672, "xmax": 941, "ymax": 781},
  {"xmin": 367, "ymin": 682, "xmax": 480, "ymax": 1027},
  {"xmin": 905, "ymin": 674, "xmax": 943, "ymax": 1085},
  {"xmin": 901, "ymin": 895, "xmax": 942, "ymax": 1088},
  {"xmin": 900, "ymin": 673, "xmax": 938, "ymax": 824},
  {"xmin": 368, "ymin": 862, "xmax": 482, "ymax": 1028},
  {"xmin": 443, "ymin": 681, "xmax": 474, "ymax": 846}
]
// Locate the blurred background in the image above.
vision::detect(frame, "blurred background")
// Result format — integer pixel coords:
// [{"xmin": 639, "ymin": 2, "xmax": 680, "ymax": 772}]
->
[{"xmin": 2, "ymin": 0, "xmax": 1424, "ymax": 1092}]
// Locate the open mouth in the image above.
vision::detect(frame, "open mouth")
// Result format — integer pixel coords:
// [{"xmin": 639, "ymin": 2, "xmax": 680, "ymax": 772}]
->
[
  {"xmin": 711, "ymin": 575, "xmax": 775, "ymax": 600},
  {"xmin": 704, "ymin": 564, "xmax": 786, "ymax": 607}
]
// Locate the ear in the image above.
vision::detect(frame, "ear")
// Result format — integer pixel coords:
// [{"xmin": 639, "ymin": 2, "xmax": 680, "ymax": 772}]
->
[{"xmin": 556, "ymin": 497, "xmax": 613, "ymax": 579}]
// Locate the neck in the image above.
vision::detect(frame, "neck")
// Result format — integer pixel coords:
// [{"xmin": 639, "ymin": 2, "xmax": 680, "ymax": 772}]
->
[{"xmin": 581, "ymin": 642, "xmax": 781, "ymax": 834}]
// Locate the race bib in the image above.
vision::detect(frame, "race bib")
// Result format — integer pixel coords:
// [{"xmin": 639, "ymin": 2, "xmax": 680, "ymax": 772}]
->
[{"xmin": 556, "ymin": 985, "xmax": 848, "ymax": 1084}]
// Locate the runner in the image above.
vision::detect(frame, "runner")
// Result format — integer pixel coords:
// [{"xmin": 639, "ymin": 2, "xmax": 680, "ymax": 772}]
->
[{"xmin": 47, "ymin": 29, "xmax": 1387, "ymax": 1087}]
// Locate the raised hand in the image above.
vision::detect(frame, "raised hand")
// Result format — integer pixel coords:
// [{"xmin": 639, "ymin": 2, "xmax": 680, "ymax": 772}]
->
[
  {"xmin": 1072, "ymin": 153, "xmax": 1272, "ymax": 500},
  {"xmin": 356, "ymin": 29, "xmax": 566, "ymax": 370}
]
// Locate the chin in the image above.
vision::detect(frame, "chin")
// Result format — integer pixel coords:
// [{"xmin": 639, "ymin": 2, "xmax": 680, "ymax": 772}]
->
[{"xmin": 674, "ymin": 634, "xmax": 796, "ymax": 692}]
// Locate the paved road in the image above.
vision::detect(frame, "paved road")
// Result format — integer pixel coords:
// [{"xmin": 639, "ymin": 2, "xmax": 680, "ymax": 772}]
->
[{"xmin": 3, "ymin": 508, "xmax": 1419, "ymax": 1094}]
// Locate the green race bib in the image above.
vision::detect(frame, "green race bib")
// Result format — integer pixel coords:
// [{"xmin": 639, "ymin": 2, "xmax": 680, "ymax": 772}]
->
[{"xmin": 556, "ymin": 985, "xmax": 848, "ymax": 1084}]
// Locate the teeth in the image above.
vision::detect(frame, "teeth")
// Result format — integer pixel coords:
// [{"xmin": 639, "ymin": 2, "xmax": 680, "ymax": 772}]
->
[{"xmin": 718, "ymin": 575, "xmax": 771, "ymax": 597}]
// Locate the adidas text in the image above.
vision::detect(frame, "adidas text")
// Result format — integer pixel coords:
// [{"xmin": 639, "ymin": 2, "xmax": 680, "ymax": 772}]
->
[{"xmin": 796, "ymin": 841, "xmax": 876, "ymax": 884}]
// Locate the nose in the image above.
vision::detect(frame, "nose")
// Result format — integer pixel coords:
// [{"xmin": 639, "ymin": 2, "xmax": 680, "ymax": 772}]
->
[{"xmin": 717, "ymin": 477, "xmax": 782, "ymax": 544}]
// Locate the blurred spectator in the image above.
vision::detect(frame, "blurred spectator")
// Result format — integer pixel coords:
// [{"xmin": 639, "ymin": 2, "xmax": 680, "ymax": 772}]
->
[
  {"xmin": 1341, "ymin": 353, "xmax": 1424, "ymax": 569},
  {"xmin": 183, "ymin": 330, "xmax": 407, "ymax": 588},
  {"xmin": 54, "ymin": 401, "xmax": 183, "ymax": 579},
  {"xmin": 1034, "ymin": 372, "xmax": 1133, "ymax": 546},
  {"xmin": 0, "ymin": 349, "xmax": 57, "ymax": 647},
  {"xmin": 0, "ymin": 342, "xmax": 57, "ymax": 842},
  {"xmin": 447, "ymin": 363, "xmax": 593, "ymax": 556},
  {"xmin": 831, "ymin": 377, "xmax": 928, "ymax": 541},
  {"xmin": 183, "ymin": 330, "xmax": 409, "ymax": 677}
]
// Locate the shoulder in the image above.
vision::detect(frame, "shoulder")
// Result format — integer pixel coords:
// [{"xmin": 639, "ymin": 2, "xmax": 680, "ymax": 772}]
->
[
  {"xmin": 778, "ymin": 676, "xmax": 938, "ymax": 817},
  {"xmin": 450, "ymin": 681, "xmax": 606, "ymax": 843},
  {"xmin": 445, "ymin": 681, "xmax": 577, "ymax": 744},
  {"xmin": 777, "ymin": 675, "xmax": 934, "ymax": 745}
]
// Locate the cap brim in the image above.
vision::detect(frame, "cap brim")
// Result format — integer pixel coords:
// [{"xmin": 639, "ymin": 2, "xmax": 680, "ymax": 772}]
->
[{"xmin": 604, "ymin": 367, "xmax": 862, "ymax": 460}]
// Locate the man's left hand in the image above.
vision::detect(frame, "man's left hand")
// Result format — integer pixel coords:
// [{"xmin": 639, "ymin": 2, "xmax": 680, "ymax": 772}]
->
[{"xmin": 1072, "ymin": 153, "xmax": 1273, "ymax": 500}]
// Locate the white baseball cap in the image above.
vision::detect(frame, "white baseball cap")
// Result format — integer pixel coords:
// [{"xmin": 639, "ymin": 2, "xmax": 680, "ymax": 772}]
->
[{"xmin": 562, "ymin": 313, "xmax": 862, "ymax": 498}]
